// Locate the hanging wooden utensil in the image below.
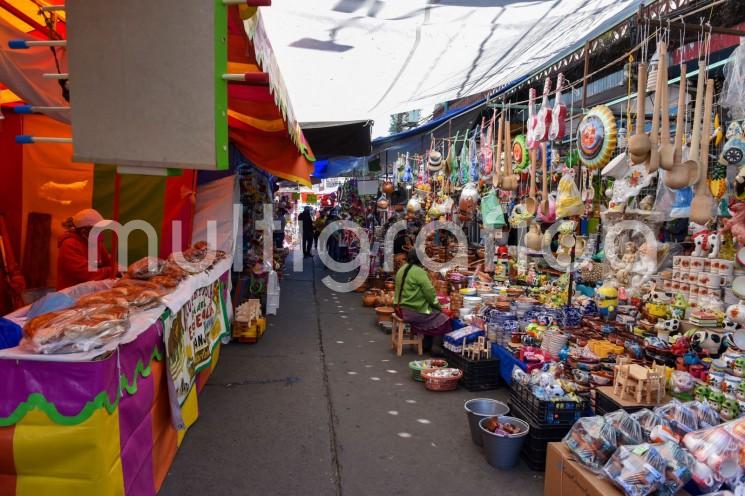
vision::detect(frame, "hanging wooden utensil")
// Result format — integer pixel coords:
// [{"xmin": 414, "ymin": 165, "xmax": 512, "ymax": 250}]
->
[
  {"xmin": 525, "ymin": 147, "xmax": 538, "ymax": 215},
  {"xmin": 502, "ymin": 117, "xmax": 519, "ymax": 191},
  {"xmin": 659, "ymin": 43, "xmax": 675, "ymax": 171},
  {"xmin": 494, "ymin": 113, "xmax": 504, "ymax": 188},
  {"xmin": 539, "ymin": 142, "xmax": 550, "ymax": 216},
  {"xmin": 629, "ymin": 62, "xmax": 650, "ymax": 163},
  {"xmin": 689, "ymin": 79, "xmax": 716, "ymax": 226},
  {"xmin": 647, "ymin": 42, "xmax": 666, "ymax": 173},
  {"xmin": 664, "ymin": 63, "xmax": 691, "ymax": 189},
  {"xmin": 682, "ymin": 59, "xmax": 707, "ymax": 187}
]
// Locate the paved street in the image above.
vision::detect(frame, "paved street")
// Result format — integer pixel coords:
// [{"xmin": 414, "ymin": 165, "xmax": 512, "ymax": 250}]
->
[{"xmin": 160, "ymin": 256, "xmax": 544, "ymax": 496}]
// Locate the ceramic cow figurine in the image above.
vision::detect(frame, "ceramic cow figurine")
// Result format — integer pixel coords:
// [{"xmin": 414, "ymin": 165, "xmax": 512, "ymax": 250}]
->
[{"xmin": 692, "ymin": 229, "xmax": 721, "ymax": 259}]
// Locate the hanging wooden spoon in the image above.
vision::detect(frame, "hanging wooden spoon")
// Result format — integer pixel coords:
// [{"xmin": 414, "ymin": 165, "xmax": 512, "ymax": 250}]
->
[
  {"xmin": 689, "ymin": 79, "xmax": 716, "ymax": 226},
  {"xmin": 659, "ymin": 44, "xmax": 675, "ymax": 171},
  {"xmin": 629, "ymin": 62, "xmax": 650, "ymax": 163},
  {"xmin": 502, "ymin": 118, "xmax": 519, "ymax": 191},
  {"xmin": 539, "ymin": 142, "xmax": 549, "ymax": 215},
  {"xmin": 682, "ymin": 60, "xmax": 706, "ymax": 186},
  {"xmin": 493, "ymin": 113, "xmax": 504, "ymax": 188},
  {"xmin": 664, "ymin": 63, "xmax": 691, "ymax": 189},
  {"xmin": 647, "ymin": 42, "xmax": 666, "ymax": 173},
  {"xmin": 525, "ymin": 147, "xmax": 538, "ymax": 215}
]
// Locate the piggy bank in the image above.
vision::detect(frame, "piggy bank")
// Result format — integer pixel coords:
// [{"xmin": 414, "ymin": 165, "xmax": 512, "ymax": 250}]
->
[{"xmin": 671, "ymin": 371, "xmax": 694, "ymax": 394}]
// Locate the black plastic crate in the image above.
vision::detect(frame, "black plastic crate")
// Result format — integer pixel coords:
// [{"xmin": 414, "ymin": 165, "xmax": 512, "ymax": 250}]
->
[
  {"xmin": 510, "ymin": 401, "xmax": 573, "ymax": 472},
  {"xmin": 461, "ymin": 379, "xmax": 500, "ymax": 392},
  {"xmin": 443, "ymin": 350, "xmax": 500, "ymax": 390},
  {"xmin": 443, "ymin": 350, "xmax": 500, "ymax": 375},
  {"xmin": 509, "ymin": 381, "xmax": 587, "ymax": 426},
  {"xmin": 520, "ymin": 447, "xmax": 548, "ymax": 471}
]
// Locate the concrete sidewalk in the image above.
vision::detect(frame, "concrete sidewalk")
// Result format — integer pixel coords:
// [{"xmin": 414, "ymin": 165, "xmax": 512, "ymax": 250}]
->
[{"xmin": 159, "ymin": 257, "xmax": 544, "ymax": 496}]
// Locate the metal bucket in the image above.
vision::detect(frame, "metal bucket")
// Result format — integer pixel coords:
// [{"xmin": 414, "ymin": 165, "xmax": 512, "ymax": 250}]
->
[
  {"xmin": 479, "ymin": 416, "xmax": 529, "ymax": 469},
  {"xmin": 464, "ymin": 398, "xmax": 509, "ymax": 446}
]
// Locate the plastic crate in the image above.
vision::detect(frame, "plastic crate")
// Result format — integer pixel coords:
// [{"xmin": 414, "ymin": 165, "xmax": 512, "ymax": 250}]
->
[
  {"xmin": 509, "ymin": 381, "xmax": 587, "ymax": 426},
  {"xmin": 510, "ymin": 401, "xmax": 575, "ymax": 471},
  {"xmin": 443, "ymin": 350, "xmax": 501, "ymax": 391},
  {"xmin": 520, "ymin": 448, "xmax": 547, "ymax": 471}
]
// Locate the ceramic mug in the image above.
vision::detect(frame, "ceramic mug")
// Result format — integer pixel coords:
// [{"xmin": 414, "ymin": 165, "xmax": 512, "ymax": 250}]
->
[
  {"xmin": 703, "ymin": 259, "xmax": 713, "ymax": 272},
  {"xmin": 688, "ymin": 272, "xmax": 700, "ymax": 284},
  {"xmin": 673, "ymin": 256, "xmax": 682, "ymax": 268},
  {"xmin": 690, "ymin": 284, "xmax": 701, "ymax": 297},
  {"xmin": 698, "ymin": 273, "xmax": 714, "ymax": 287},
  {"xmin": 691, "ymin": 257, "xmax": 706, "ymax": 271},
  {"xmin": 664, "ymin": 280, "xmax": 673, "ymax": 291},
  {"xmin": 679, "ymin": 282, "xmax": 690, "ymax": 292},
  {"xmin": 718, "ymin": 260, "xmax": 735, "ymax": 276},
  {"xmin": 673, "ymin": 270, "xmax": 682, "ymax": 281},
  {"xmin": 680, "ymin": 256, "xmax": 691, "ymax": 271},
  {"xmin": 724, "ymin": 374, "xmax": 742, "ymax": 393}
]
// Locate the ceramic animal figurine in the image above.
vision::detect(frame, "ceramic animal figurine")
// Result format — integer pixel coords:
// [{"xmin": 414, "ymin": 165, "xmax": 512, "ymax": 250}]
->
[
  {"xmin": 694, "ymin": 384, "xmax": 711, "ymax": 403},
  {"xmin": 734, "ymin": 357, "xmax": 745, "ymax": 378},
  {"xmin": 707, "ymin": 389, "xmax": 725, "ymax": 411},
  {"xmin": 692, "ymin": 229, "xmax": 721, "ymax": 259},
  {"xmin": 656, "ymin": 318, "xmax": 681, "ymax": 343},
  {"xmin": 690, "ymin": 329, "xmax": 726, "ymax": 357},
  {"xmin": 720, "ymin": 398, "xmax": 740, "ymax": 421},
  {"xmin": 645, "ymin": 290, "xmax": 672, "ymax": 319},
  {"xmin": 671, "ymin": 371, "xmax": 694, "ymax": 394}
]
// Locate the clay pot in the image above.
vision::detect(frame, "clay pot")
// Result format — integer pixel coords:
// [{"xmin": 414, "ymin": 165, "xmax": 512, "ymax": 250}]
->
[
  {"xmin": 384, "ymin": 278, "xmax": 395, "ymax": 291},
  {"xmin": 363, "ymin": 291, "xmax": 379, "ymax": 307},
  {"xmin": 526, "ymin": 223, "xmax": 543, "ymax": 251}
]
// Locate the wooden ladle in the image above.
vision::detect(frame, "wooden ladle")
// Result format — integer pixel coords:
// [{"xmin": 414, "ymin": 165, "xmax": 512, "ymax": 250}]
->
[
  {"xmin": 689, "ymin": 79, "xmax": 716, "ymax": 226},
  {"xmin": 525, "ymin": 147, "xmax": 538, "ymax": 215},
  {"xmin": 658, "ymin": 44, "xmax": 675, "ymax": 171},
  {"xmin": 664, "ymin": 63, "xmax": 691, "ymax": 189},
  {"xmin": 539, "ymin": 142, "xmax": 549, "ymax": 215},
  {"xmin": 493, "ymin": 113, "xmax": 504, "ymax": 188},
  {"xmin": 629, "ymin": 62, "xmax": 650, "ymax": 163},
  {"xmin": 502, "ymin": 118, "xmax": 519, "ymax": 191},
  {"xmin": 647, "ymin": 42, "xmax": 666, "ymax": 173},
  {"xmin": 682, "ymin": 60, "xmax": 707, "ymax": 187}
]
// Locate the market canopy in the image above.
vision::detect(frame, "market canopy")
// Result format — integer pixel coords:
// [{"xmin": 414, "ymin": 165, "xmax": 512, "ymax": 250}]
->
[{"xmin": 248, "ymin": 0, "xmax": 646, "ymax": 129}]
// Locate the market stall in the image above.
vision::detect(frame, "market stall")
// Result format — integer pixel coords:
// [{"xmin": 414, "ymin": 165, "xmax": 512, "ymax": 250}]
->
[
  {"xmin": 0, "ymin": 247, "xmax": 232, "ymax": 495},
  {"xmin": 353, "ymin": 6, "xmax": 745, "ymax": 494}
]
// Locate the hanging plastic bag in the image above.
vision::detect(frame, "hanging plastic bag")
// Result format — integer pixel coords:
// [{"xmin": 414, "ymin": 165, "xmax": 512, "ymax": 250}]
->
[
  {"xmin": 459, "ymin": 182, "xmax": 479, "ymax": 214},
  {"xmin": 481, "ymin": 189, "xmax": 505, "ymax": 229},
  {"xmin": 555, "ymin": 169, "xmax": 584, "ymax": 218},
  {"xmin": 721, "ymin": 39, "xmax": 745, "ymax": 119}
]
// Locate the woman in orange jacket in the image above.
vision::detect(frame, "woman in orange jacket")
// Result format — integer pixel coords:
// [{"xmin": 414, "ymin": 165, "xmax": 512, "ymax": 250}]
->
[{"xmin": 56, "ymin": 209, "xmax": 115, "ymax": 290}]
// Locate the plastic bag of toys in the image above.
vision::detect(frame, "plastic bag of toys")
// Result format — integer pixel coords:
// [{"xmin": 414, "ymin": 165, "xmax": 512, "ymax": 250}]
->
[
  {"xmin": 605, "ymin": 409, "xmax": 644, "ymax": 445},
  {"xmin": 563, "ymin": 416, "xmax": 618, "ymax": 472},
  {"xmin": 602, "ymin": 443, "xmax": 667, "ymax": 496},
  {"xmin": 655, "ymin": 399, "xmax": 698, "ymax": 437},
  {"xmin": 685, "ymin": 400, "xmax": 722, "ymax": 429},
  {"xmin": 683, "ymin": 418, "xmax": 745, "ymax": 492},
  {"xmin": 630, "ymin": 409, "xmax": 670, "ymax": 442},
  {"xmin": 653, "ymin": 441, "xmax": 695, "ymax": 496}
]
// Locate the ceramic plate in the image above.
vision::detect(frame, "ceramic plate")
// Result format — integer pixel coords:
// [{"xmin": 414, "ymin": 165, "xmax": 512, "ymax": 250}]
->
[{"xmin": 732, "ymin": 275, "xmax": 745, "ymax": 300}]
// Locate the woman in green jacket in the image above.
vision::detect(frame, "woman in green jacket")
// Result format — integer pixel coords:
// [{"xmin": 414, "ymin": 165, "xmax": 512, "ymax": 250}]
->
[{"xmin": 394, "ymin": 249, "xmax": 452, "ymax": 349}]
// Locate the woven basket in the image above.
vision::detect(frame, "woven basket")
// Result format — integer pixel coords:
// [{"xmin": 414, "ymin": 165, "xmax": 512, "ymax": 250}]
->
[
  {"xmin": 421, "ymin": 368, "xmax": 463, "ymax": 391},
  {"xmin": 408, "ymin": 359, "xmax": 448, "ymax": 382}
]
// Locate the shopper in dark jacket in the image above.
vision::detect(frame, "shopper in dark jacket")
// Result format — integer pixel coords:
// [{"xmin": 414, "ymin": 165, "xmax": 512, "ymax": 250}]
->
[{"xmin": 298, "ymin": 206, "xmax": 314, "ymax": 257}]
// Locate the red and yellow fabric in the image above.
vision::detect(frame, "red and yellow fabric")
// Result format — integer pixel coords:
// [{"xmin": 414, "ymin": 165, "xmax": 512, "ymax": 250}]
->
[
  {"xmin": 0, "ymin": 113, "xmax": 198, "ymax": 288},
  {"xmin": 226, "ymin": 6, "xmax": 315, "ymax": 186}
]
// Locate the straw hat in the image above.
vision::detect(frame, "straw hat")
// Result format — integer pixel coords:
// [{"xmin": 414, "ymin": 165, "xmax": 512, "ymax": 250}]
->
[{"xmin": 427, "ymin": 150, "xmax": 443, "ymax": 172}]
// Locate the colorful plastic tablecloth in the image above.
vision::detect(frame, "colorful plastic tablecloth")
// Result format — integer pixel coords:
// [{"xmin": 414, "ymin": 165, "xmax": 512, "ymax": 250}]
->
[{"xmin": 0, "ymin": 270, "xmax": 231, "ymax": 496}]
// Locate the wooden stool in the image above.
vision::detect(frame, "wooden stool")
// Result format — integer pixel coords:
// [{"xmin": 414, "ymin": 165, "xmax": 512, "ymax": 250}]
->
[{"xmin": 391, "ymin": 313, "xmax": 423, "ymax": 357}]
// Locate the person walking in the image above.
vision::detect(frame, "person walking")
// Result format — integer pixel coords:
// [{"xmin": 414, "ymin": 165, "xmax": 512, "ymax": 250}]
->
[{"xmin": 298, "ymin": 206, "xmax": 314, "ymax": 258}]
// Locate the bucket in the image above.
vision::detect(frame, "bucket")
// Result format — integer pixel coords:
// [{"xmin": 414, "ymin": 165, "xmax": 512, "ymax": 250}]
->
[
  {"xmin": 479, "ymin": 416, "xmax": 529, "ymax": 469},
  {"xmin": 464, "ymin": 399, "xmax": 509, "ymax": 446}
]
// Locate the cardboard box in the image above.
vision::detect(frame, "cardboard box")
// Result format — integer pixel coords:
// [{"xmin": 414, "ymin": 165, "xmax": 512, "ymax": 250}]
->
[{"xmin": 544, "ymin": 442, "xmax": 621, "ymax": 496}]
